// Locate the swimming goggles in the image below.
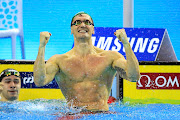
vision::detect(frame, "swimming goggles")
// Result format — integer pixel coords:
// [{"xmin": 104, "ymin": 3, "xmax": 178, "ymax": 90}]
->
[
  {"xmin": 5, "ymin": 71, "xmax": 20, "ymax": 77},
  {"xmin": 71, "ymin": 20, "xmax": 94, "ymax": 26},
  {"xmin": 0, "ymin": 70, "xmax": 20, "ymax": 78}
]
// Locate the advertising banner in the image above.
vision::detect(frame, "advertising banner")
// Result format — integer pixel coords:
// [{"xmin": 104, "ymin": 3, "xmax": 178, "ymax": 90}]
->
[
  {"xmin": 92, "ymin": 27, "xmax": 177, "ymax": 61},
  {"xmin": 0, "ymin": 61, "xmax": 64, "ymax": 100},
  {"xmin": 137, "ymin": 73, "xmax": 180, "ymax": 89},
  {"xmin": 123, "ymin": 62, "xmax": 180, "ymax": 104},
  {"xmin": 20, "ymin": 72, "xmax": 58, "ymax": 88}
]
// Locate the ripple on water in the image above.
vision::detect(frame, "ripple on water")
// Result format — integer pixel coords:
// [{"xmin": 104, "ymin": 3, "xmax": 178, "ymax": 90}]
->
[{"xmin": 0, "ymin": 99, "xmax": 180, "ymax": 120}]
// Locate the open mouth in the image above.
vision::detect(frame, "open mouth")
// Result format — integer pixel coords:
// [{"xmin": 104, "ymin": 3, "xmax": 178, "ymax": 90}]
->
[
  {"xmin": 78, "ymin": 30, "xmax": 88, "ymax": 33},
  {"xmin": 8, "ymin": 90, "xmax": 18, "ymax": 94}
]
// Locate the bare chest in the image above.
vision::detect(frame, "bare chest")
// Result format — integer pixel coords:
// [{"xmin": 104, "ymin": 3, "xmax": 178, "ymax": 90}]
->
[{"xmin": 59, "ymin": 55, "xmax": 113, "ymax": 80}]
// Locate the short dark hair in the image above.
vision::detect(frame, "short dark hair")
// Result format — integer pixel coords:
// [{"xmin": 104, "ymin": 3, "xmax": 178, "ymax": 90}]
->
[
  {"xmin": 0, "ymin": 68, "xmax": 20, "ymax": 82},
  {"xmin": 71, "ymin": 12, "xmax": 94, "ymax": 26}
]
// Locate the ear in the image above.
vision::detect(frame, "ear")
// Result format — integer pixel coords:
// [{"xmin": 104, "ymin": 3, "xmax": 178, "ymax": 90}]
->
[
  {"xmin": 71, "ymin": 27, "xmax": 73, "ymax": 34},
  {"xmin": 92, "ymin": 27, "xmax": 95, "ymax": 34}
]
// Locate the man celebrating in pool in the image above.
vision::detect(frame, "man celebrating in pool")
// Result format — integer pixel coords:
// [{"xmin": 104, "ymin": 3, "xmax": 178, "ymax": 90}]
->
[
  {"xmin": 0, "ymin": 68, "xmax": 21, "ymax": 101},
  {"xmin": 33, "ymin": 12, "xmax": 140, "ymax": 112}
]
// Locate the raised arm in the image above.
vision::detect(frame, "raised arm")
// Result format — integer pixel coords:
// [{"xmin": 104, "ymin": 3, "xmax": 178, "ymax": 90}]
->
[
  {"xmin": 113, "ymin": 29, "xmax": 140, "ymax": 82},
  {"xmin": 33, "ymin": 32, "xmax": 59, "ymax": 86}
]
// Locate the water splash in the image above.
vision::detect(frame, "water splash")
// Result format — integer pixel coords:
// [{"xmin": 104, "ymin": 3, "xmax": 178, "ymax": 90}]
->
[{"xmin": 0, "ymin": 99, "xmax": 180, "ymax": 120}]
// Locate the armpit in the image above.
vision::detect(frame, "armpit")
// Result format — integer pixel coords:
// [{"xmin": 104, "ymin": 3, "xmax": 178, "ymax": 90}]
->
[{"xmin": 114, "ymin": 66, "xmax": 128, "ymax": 80}]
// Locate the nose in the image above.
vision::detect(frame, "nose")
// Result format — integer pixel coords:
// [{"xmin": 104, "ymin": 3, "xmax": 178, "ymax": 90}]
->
[
  {"xmin": 80, "ymin": 22, "xmax": 86, "ymax": 27},
  {"xmin": 10, "ymin": 82, "xmax": 16, "ymax": 88}
]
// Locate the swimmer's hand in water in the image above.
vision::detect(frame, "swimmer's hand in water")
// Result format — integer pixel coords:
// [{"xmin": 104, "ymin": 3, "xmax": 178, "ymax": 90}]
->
[
  {"xmin": 114, "ymin": 29, "xmax": 129, "ymax": 45},
  {"xmin": 40, "ymin": 32, "xmax": 52, "ymax": 47}
]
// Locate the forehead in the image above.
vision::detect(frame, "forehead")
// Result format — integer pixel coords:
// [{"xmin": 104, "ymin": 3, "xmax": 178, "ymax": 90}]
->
[
  {"xmin": 73, "ymin": 14, "xmax": 92, "ymax": 22},
  {"xmin": 2, "ymin": 75, "xmax": 20, "ymax": 81}
]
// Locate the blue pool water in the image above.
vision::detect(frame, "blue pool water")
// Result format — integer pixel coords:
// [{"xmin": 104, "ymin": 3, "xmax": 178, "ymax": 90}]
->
[{"xmin": 0, "ymin": 99, "xmax": 180, "ymax": 120}]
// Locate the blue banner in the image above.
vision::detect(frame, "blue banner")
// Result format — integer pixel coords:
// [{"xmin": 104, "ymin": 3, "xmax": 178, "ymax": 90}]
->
[
  {"xmin": 20, "ymin": 72, "xmax": 59, "ymax": 88},
  {"xmin": 92, "ymin": 27, "xmax": 165, "ymax": 61}
]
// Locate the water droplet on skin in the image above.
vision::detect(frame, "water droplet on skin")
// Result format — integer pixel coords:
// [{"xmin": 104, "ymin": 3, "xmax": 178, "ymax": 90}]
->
[{"xmin": 121, "ymin": 37, "xmax": 125, "ymax": 40}]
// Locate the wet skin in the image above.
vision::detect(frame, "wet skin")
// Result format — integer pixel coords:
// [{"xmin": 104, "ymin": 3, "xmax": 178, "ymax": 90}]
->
[
  {"xmin": 0, "ymin": 75, "xmax": 21, "ymax": 101},
  {"xmin": 34, "ymin": 14, "xmax": 140, "ymax": 111},
  {"xmin": 53, "ymin": 49, "xmax": 120, "ymax": 111}
]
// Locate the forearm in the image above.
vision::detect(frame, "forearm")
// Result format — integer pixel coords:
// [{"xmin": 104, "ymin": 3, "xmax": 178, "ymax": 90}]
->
[
  {"xmin": 114, "ymin": 28, "xmax": 140, "ymax": 81},
  {"xmin": 124, "ymin": 43, "xmax": 140, "ymax": 82},
  {"xmin": 33, "ymin": 46, "xmax": 46, "ymax": 86}
]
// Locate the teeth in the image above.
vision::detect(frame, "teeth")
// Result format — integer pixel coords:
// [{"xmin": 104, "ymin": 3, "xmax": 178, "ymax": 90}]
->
[{"xmin": 79, "ymin": 30, "xmax": 87, "ymax": 33}]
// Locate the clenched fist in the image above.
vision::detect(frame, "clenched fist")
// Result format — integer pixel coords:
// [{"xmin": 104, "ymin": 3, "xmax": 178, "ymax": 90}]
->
[
  {"xmin": 114, "ymin": 29, "xmax": 129, "ymax": 45},
  {"xmin": 40, "ymin": 32, "xmax": 51, "ymax": 47}
]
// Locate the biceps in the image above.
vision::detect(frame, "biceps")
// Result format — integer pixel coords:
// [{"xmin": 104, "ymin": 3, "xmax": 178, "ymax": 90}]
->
[
  {"xmin": 112, "ymin": 57, "xmax": 127, "ymax": 70},
  {"xmin": 45, "ymin": 62, "xmax": 59, "ymax": 82},
  {"xmin": 113, "ymin": 58, "xmax": 128, "ymax": 79}
]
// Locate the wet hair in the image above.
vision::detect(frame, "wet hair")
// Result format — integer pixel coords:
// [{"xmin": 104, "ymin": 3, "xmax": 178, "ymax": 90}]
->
[
  {"xmin": 0, "ymin": 68, "xmax": 20, "ymax": 82},
  {"xmin": 71, "ymin": 12, "xmax": 94, "ymax": 26}
]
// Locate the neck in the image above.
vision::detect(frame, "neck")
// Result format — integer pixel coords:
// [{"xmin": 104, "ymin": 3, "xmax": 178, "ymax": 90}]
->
[{"xmin": 73, "ymin": 37, "xmax": 95, "ymax": 57}]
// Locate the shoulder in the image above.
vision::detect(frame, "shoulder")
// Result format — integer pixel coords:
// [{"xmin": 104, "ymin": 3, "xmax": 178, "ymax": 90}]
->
[
  {"xmin": 95, "ymin": 47, "xmax": 123, "ymax": 58},
  {"xmin": 47, "ymin": 54, "xmax": 68, "ymax": 64},
  {"xmin": 107, "ymin": 51, "xmax": 125, "ymax": 63},
  {"xmin": 94, "ymin": 47, "xmax": 125, "ymax": 63}
]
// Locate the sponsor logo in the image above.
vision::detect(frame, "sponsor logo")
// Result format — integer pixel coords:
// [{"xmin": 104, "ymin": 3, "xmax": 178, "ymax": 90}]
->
[
  {"xmin": 137, "ymin": 73, "xmax": 180, "ymax": 89},
  {"xmin": 92, "ymin": 27, "xmax": 165, "ymax": 61},
  {"xmin": 92, "ymin": 37, "xmax": 160, "ymax": 53},
  {"xmin": 20, "ymin": 72, "xmax": 59, "ymax": 88},
  {"xmin": 23, "ymin": 76, "xmax": 34, "ymax": 84}
]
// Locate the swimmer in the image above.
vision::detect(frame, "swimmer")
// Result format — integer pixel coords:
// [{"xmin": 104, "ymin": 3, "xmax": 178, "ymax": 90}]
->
[
  {"xmin": 33, "ymin": 12, "xmax": 140, "ymax": 112},
  {"xmin": 0, "ymin": 68, "xmax": 21, "ymax": 101}
]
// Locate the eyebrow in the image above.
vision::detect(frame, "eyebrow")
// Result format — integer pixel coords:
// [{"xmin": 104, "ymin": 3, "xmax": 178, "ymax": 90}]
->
[
  {"xmin": 72, "ymin": 15, "xmax": 93, "ymax": 22},
  {"xmin": 4, "ymin": 78, "xmax": 11, "ymax": 81},
  {"xmin": 73, "ymin": 18, "xmax": 92, "ymax": 22},
  {"xmin": 4, "ymin": 78, "xmax": 20, "ymax": 81}
]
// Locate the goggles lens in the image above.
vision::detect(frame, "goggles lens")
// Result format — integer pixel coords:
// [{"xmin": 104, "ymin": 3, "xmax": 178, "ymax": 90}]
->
[
  {"xmin": 72, "ymin": 20, "xmax": 94, "ymax": 26},
  {"xmin": 5, "ymin": 71, "xmax": 20, "ymax": 77}
]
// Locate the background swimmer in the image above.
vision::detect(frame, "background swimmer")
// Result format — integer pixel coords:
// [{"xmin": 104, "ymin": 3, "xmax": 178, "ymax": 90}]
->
[
  {"xmin": 33, "ymin": 12, "xmax": 140, "ymax": 111},
  {"xmin": 0, "ymin": 68, "xmax": 21, "ymax": 101}
]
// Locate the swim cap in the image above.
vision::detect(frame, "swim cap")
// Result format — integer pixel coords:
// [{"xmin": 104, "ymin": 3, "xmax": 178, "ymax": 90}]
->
[
  {"xmin": 71, "ymin": 12, "xmax": 94, "ymax": 26},
  {"xmin": 0, "ymin": 68, "xmax": 20, "ymax": 82}
]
